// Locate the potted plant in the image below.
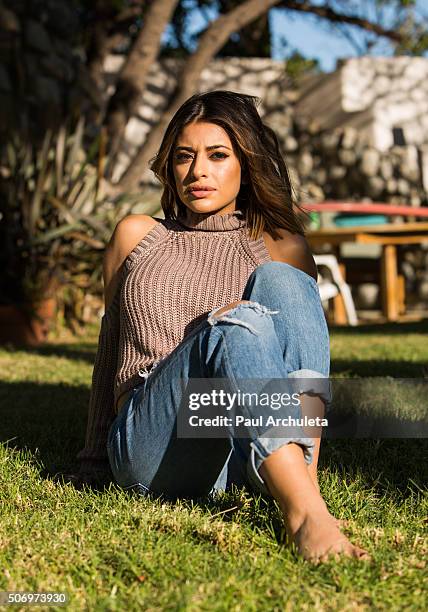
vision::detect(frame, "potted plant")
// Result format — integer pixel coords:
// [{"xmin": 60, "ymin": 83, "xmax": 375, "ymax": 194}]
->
[{"xmin": 0, "ymin": 120, "xmax": 114, "ymax": 346}]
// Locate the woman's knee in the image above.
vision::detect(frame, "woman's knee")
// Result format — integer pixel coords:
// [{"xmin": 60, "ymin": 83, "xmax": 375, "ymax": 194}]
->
[
  {"xmin": 211, "ymin": 300, "xmax": 252, "ymax": 320},
  {"xmin": 207, "ymin": 300, "xmax": 279, "ymax": 337},
  {"xmin": 244, "ymin": 261, "xmax": 319, "ymax": 303},
  {"xmin": 254, "ymin": 260, "xmax": 316, "ymax": 286}
]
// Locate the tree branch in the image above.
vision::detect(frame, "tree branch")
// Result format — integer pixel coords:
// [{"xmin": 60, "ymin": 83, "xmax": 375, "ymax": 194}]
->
[
  {"xmin": 104, "ymin": 0, "xmax": 179, "ymax": 165},
  {"xmin": 277, "ymin": 0, "xmax": 404, "ymax": 42},
  {"xmin": 115, "ymin": 0, "xmax": 283, "ymax": 193},
  {"xmin": 112, "ymin": 0, "xmax": 411, "ymax": 193}
]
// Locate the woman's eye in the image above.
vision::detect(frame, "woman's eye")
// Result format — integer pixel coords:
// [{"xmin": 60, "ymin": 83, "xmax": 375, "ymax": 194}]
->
[{"xmin": 175, "ymin": 152, "xmax": 228, "ymax": 161}]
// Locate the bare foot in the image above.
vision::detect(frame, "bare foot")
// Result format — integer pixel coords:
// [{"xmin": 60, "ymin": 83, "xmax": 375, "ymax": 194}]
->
[
  {"xmin": 297, "ymin": 472, "xmax": 349, "ymax": 533},
  {"xmin": 308, "ymin": 471, "xmax": 319, "ymax": 492},
  {"xmin": 306, "ymin": 474, "xmax": 348, "ymax": 530},
  {"xmin": 305, "ymin": 471, "xmax": 346, "ymax": 530},
  {"xmin": 286, "ymin": 509, "xmax": 371, "ymax": 563}
]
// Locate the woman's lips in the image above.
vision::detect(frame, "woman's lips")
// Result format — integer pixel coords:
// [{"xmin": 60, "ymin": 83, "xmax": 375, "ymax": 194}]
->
[{"xmin": 188, "ymin": 190, "xmax": 215, "ymax": 198}]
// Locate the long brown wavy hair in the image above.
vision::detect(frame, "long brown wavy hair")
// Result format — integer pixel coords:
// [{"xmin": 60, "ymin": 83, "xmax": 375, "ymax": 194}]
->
[{"xmin": 149, "ymin": 90, "xmax": 304, "ymax": 240}]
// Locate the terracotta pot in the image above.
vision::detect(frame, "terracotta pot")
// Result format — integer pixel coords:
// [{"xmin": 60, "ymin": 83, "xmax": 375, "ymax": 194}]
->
[{"xmin": 0, "ymin": 296, "xmax": 57, "ymax": 347}]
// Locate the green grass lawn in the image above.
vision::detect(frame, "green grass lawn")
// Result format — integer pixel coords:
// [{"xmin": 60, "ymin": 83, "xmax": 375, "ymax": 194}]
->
[{"xmin": 0, "ymin": 321, "xmax": 427, "ymax": 610}]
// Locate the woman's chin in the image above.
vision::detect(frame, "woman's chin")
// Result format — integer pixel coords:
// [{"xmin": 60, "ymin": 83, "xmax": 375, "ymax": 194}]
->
[
  {"xmin": 184, "ymin": 201, "xmax": 221, "ymax": 214},
  {"xmin": 180, "ymin": 198, "xmax": 237, "ymax": 217}
]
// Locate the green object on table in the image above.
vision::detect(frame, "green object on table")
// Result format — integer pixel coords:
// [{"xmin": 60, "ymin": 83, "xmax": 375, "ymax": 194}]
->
[
  {"xmin": 308, "ymin": 211, "xmax": 321, "ymax": 229},
  {"xmin": 333, "ymin": 214, "xmax": 389, "ymax": 227}
]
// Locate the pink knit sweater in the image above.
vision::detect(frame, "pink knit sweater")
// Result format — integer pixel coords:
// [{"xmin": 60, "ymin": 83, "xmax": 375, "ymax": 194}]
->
[{"xmin": 77, "ymin": 209, "xmax": 272, "ymax": 473}]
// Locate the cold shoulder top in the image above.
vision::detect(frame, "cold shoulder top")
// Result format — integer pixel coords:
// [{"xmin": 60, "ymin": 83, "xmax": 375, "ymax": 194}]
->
[{"xmin": 77, "ymin": 209, "xmax": 272, "ymax": 475}]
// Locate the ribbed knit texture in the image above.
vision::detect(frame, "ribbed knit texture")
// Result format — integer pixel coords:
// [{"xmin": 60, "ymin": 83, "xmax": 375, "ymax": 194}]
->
[{"xmin": 77, "ymin": 209, "xmax": 272, "ymax": 472}]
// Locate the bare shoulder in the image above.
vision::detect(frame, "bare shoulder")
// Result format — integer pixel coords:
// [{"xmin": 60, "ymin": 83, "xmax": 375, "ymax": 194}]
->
[
  {"xmin": 262, "ymin": 228, "xmax": 318, "ymax": 281},
  {"xmin": 103, "ymin": 214, "xmax": 159, "ymax": 311},
  {"xmin": 109, "ymin": 214, "xmax": 159, "ymax": 260}
]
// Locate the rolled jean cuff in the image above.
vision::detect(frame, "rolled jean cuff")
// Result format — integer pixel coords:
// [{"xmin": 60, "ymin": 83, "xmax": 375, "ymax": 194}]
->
[
  {"xmin": 248, "ymin": 436, "xmax": 316, "ymax": 497},
  {"xmin": 288, "ymin": 368, "xmax": 332, "ymax": 407}
]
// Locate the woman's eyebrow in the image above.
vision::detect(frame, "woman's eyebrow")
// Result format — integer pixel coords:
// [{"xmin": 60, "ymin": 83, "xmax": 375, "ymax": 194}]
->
[{"xmin": 174, "ymin": 144, "xmax": 231, "ymax": 151}]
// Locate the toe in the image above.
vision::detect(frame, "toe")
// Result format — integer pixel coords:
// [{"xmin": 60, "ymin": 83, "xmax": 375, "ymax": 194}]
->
[{"xmin": 353, "ymin": 546, "xmax": 371, "ymax": 561}]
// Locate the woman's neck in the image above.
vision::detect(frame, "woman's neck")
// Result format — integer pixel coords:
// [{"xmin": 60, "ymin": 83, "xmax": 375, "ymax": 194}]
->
[{"xmin": 176, "ymin": 207, "xmax": 246, "ymax": 232}]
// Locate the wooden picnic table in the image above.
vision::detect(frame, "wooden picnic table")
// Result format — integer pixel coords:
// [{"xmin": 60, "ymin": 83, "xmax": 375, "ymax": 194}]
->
[{"xmin": 307, "ymin": 222, "xmax": 428, "ymax": 322}]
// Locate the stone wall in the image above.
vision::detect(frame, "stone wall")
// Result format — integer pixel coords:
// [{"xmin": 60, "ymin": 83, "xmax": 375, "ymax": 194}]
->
[
  {"xmin": 106, "ymin": 54, "xmax": 427, "ymax": 307},
  {"xmin": 0, "ymin": 0, "xmax": 84, "ymax": 142},
  {"xmin": 266, "ymin": 118, "xmax": 427, "ymax": 207},
  {"xmin": 105, "ymin": 54, "xmax": 428, "ymax": 207},
  {"xmin": 104, "ymin": 55, "xmax": 291, "ymax": 183},
  {"xmin": 1, "ymin": 4, "xmax": 427, "ymax": 209}
]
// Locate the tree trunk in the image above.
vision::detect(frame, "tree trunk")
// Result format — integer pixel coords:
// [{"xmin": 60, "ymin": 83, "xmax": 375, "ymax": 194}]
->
[
  {"xmin": 105, "ymin": 0, "xmax": 179, "ymax": 163},
  {"xmin": 115, "ymin": 0, "xmax": 282, "ymax": 193},
  {"xmin": 86, "ymin": 2, "xmax": 116, "ymax": 94}
]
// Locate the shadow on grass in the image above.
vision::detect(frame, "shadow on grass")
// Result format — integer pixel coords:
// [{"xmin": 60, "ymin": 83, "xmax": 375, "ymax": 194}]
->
[
  {"xmin": 8, "ymin": 345, "xmax": 423, "ymax": 377},
  {"xmin": 1, "ymin": 379, "xmax": 426, "ymax": 528},
  {"xmin": 0, "ymin": 342, "xmax": 97, "ymax": 366},
  {"xmin": 331, "ymin": 319, "xmax": 428, "ymax": 335},
  {"xmin": 331, "ymin": 359, "xmax": 427, "ymax": 377},
  {"xmin": 1, "ymin": 321, "xmax": 426, "ymax": 546},
  {"xmin": 0, "ymin": 380, "xmax": 90, "ymax": 478}
]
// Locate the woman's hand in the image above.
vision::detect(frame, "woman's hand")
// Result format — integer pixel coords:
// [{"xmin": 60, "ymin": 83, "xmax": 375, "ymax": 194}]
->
[{"xmin": 56, "ymin": 466, "xmax": 112, "ymax": 489}]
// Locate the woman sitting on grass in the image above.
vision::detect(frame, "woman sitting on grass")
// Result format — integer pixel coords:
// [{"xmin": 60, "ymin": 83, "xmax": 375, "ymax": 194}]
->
[{"xmin": 76, "ymin": 90, "xmax": 370, "ymax": 563}]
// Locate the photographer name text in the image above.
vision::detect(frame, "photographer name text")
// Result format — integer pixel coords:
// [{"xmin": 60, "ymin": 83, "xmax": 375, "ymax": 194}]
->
[{"xmin": 187, "ymin": 415, "xmax": 328, "ymax": 427}]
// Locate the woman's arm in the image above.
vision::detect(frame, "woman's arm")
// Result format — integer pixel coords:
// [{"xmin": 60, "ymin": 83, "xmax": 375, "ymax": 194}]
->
[
  {"xmin": 75, "ymin": 214, "xmax": 158, "ymax": 483},
  {"xmin": 103, "ymin": 214, "xmax": 159, "ymax": 310}
]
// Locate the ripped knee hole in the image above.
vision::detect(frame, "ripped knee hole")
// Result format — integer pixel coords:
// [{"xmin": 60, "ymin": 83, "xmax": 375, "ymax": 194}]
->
[{"xmin": 212, "ymin": 300, "xmax": 252, "ymax": 319}]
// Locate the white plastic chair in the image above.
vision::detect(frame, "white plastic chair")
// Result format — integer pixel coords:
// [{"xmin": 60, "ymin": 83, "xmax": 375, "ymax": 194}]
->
[{"xmin": 314, "ymin": 254, "xmax": 358, "ymax": 326}]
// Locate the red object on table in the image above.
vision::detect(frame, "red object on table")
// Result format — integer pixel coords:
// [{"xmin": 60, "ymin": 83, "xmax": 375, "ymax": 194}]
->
[{"xmin": 300, "ymin": 201, "xmax": 428, "ymax": 218}]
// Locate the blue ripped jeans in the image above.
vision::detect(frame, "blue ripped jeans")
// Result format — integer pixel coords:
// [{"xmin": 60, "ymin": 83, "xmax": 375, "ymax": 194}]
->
[{"xmin": 107, "ymin": 261, "xmax": 331, "ymax": 501}]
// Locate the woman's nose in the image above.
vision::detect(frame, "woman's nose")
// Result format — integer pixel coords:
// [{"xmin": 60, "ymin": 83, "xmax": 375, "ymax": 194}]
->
[{"xmin": 191, "ymin": 154, "xmax": 209, "ymax": 178}]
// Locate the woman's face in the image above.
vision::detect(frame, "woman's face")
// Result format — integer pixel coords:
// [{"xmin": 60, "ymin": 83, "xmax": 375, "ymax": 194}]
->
[{"xmin": 172, "ymin": 121, "xmax": 242, "ymax": 216}]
